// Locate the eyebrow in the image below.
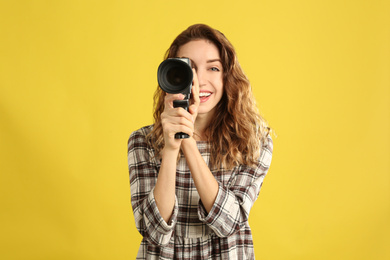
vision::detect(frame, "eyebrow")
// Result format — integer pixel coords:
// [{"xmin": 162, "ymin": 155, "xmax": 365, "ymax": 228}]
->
[
  {"xmin": 207, "ymin": 59, "xmax": 222, "ymax": 63},
  {"xmin": 178, "ymin": 57, "xmax": 222, "ymax": 65}
]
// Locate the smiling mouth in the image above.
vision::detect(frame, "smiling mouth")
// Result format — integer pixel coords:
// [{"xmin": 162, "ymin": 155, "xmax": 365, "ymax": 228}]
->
[
  {"xmin": 199, "ymin": 92, "xmax": 211, "ymax": 97},
  {"xmin": 199, "ymin": 92, "xmax": 212, "ymax": 103}
]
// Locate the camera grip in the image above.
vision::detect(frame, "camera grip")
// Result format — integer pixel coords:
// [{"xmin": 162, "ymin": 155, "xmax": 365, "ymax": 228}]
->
[{"xmin": 173, "ymin": 99, "xmax": 190, "ymax": 139}]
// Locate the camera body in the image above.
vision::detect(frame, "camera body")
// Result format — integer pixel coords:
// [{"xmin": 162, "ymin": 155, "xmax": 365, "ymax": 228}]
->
[{"xmin": 157, "ymin": 58, "xmax": 193, "ymax": 139}]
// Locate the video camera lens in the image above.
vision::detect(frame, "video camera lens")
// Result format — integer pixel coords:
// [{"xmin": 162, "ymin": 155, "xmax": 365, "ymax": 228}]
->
[
  {"xmin": 157, "ymin": 58, "xmax": 193, "ymax": 94},
  {"xmin": 166, "ymin": 65, "xmax": 187, "ymax": 86}
]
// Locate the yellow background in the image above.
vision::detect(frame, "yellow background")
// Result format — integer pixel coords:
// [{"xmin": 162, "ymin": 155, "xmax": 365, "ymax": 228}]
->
[{"xmin": 1, "ymin": 0, "xmax": 389, "ymax": 259}]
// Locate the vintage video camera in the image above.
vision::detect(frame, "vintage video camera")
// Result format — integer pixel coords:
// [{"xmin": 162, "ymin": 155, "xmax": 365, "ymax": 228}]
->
[{"xmin": 157, "ymin": 58, "xmax": 193, "ymax": 139}]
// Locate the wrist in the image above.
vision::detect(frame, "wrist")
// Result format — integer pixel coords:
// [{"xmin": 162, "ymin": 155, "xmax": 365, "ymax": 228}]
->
[
  {"xmin": 161, "ymin": 146, "xmax": 180, "ymax": 158},
  {"xmin": 181, "ymin": 136, "xmax": 197, "ymax": 153}
]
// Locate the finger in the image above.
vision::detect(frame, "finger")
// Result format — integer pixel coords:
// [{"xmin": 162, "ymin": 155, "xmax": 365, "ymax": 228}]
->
[
  {"xmin": 167, "ymin": 114, "xmax": 194, "ymax": 129},
  {"xmin": 164, "ymin": 122, "xmax": 194, "ymax": 138},
  {"xmin": 191, "ymin": 69, "xmax": 200, "ymax": 106},
  {"xmin": 163, "ymin": 107, "xmax": 194, "ymax": 123},
  {"xmin": 175, "ymin": 107, "xmax": 194, "ymax": 122},
  {"xmin": 164, "ymin": 93, "xmax": 185, "ymax": 108},
  {"xmin": 188, "ymin": 104, "xmax": 197, "ymax": 117}
]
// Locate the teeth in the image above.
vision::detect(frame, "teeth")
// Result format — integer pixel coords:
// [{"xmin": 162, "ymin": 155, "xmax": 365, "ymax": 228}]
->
[{"xmin": 199, "ymin": 92, "xmax": 211, "ymax": 97}]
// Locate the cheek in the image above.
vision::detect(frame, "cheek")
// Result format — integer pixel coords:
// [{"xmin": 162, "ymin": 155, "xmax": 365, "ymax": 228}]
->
[
  {"xmin": 214, "ymin": 83, "xmax": 224, "ymax": 102},
  {"xmin": 212, "ymin": 75, "xmax": 224, "ymax": 93},
  {"xmin": 216, "ymin": 80, "xmax": 224, "ymax": 96}
]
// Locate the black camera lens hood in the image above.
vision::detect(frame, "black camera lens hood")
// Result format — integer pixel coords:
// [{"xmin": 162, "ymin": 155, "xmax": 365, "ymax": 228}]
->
[{"xmin": 157, "ymin": 58, "xmax": 193, "ymax": 94}]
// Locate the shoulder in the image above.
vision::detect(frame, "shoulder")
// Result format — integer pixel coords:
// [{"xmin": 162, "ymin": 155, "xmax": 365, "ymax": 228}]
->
[
  {"xmin": 127, "ymin": 125, "xmax": 154, "ymax": 150},
  {"xmin": 129, "ymin": 125, "xmax": 153, "ymax": 139},
  {"xmin": 262, "ymin": 134, "xmax": 273, "ymax": 153},
  {"xmin": 258, "ymin": 134, "xmax": 273, "ymax": 168}
]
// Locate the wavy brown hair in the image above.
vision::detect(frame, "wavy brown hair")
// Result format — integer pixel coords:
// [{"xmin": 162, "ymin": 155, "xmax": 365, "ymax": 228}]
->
[{"xmin": 147, "ymin": 24, "xmax": 270, "ymax": 170}]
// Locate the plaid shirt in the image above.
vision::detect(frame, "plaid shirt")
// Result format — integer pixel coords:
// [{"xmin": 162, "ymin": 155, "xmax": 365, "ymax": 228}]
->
[{"xmin": 128, "ymin": 125, "xmax": 273, "ymax": 259}]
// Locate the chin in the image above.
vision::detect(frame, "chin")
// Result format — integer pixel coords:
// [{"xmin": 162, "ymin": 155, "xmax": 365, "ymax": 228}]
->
[{"xmin": 197, "ymin": 106, "xmax": 217, "ymax": 117}]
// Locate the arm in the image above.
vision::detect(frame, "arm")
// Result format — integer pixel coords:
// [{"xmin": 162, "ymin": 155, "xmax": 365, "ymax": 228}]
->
[
  {"xmin": 154, "ymin": 93, "xmax": 195, "ymax": 222},
  {"xmin": 153, "ymin": 147, "xmax": 179, "ymax": 222},
  {"xmin": 196, "ymin": 136, "xmax": 273, "ymax": 237},
  {"xmin": 128, "ymin": 94, "xmax": 195, "ymax": 246},
  {"xmin": 128, "ymin": 128, "xmax": 178, "ymax": 246},
  {"xmin": 181, "ymin": 138, "xmax": 219, "ymax": 213}
]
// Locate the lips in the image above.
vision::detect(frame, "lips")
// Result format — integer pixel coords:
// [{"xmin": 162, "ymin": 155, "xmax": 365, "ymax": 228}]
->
[{"xmin": 199, "ymin": 91, "xmax": 212, "ymax": 103}]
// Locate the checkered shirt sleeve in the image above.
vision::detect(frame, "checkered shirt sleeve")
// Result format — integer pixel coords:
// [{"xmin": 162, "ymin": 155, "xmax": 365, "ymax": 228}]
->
[
  {"xmin": 128, "ymin": 127, "xmax": 179, "ymax": 246},
  {"xmin": 198, "ymin": 136, "xmax": 273, "ymax": 237}
]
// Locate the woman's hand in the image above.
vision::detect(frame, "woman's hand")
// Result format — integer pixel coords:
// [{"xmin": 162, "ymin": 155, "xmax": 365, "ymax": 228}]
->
[
  {"xmin": 161, "ymin": 93, "xmax": 194, "ymax": 151},
  {"xmin": 189, "ymin": 68, "xmax": 200, "ymax": 122}
]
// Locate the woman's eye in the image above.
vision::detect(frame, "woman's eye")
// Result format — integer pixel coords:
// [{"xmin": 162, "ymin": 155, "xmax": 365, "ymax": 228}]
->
[{"xmin": 210, "ymin": 67, "xmax": 220, "ymax": 72}]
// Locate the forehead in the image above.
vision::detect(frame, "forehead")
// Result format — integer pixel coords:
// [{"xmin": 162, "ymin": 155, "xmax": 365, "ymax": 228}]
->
[{"xmin": 177, "ymin": 40, "xmax": 220, "ymax": 61}]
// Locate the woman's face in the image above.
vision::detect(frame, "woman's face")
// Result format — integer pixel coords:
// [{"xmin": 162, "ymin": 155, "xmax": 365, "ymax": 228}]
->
[{"xmin": 176, "ymin": 39, "xmax": 223, "ymax": 118}]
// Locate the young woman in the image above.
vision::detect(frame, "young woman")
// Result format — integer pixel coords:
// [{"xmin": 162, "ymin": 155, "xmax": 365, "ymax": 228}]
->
[{"xmin": 128, "ymin": 24, "xmax": 273, "ymax": 259}]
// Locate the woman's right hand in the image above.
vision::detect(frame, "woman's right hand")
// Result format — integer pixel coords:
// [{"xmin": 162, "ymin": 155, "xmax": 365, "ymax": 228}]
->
[{"xmin": 161, "ymin": 93, "xmax": 194, "ymax": 151}]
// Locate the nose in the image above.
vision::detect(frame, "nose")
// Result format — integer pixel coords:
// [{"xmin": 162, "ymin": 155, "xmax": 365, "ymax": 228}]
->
[{"xmin": 196, "ymin": 69, "xmax": 207, "ymax": 87}]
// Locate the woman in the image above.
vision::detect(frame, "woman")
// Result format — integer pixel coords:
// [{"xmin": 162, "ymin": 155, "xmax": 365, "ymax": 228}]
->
[{"xmin": 128, "ymin": 24, "xmax": 273, "ymax": 259}]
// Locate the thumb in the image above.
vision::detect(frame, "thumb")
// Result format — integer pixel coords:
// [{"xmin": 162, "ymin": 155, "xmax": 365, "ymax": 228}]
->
[{"xmin": 189, "ymin": 104, "xmax": 197, "ymax": 114}]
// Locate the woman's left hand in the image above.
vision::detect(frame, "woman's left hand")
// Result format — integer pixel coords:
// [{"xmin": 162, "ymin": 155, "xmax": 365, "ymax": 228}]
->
[{"xmin": 189, "ymin": 68, "xmax": 200, "ymax": 122}]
